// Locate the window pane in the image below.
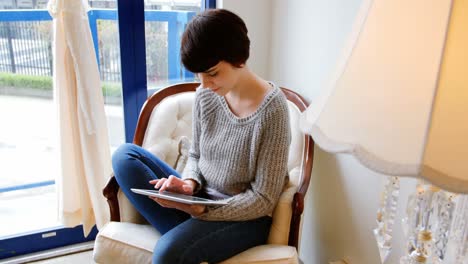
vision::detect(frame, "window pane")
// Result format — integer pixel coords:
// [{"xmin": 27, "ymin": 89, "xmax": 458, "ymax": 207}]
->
[
  {"xmin": 94, "ymin": 16, "xmax": 125, "ymax": 152},
  {"xmin": 0, "ymin": 15, "xmax": 59, "ymax": 237},
  {"xmin": 0, "ymin": 1, "xmax": 125, "ymax": 240},
  {"xmin": 144, "ymin": 0, "xmax": 201, "ymax": 92}
]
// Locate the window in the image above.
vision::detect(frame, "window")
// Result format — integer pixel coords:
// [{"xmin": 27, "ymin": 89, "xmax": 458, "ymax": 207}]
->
[
  {"xmin": 0, "ymin": 2, "xmax": 120, "ymax": 259},
  {"xmin": 0, "ymin": 0, "xmax": 213, "ymax": 260}
]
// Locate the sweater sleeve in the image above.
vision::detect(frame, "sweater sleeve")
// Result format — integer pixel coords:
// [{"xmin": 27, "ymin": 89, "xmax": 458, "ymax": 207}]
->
[
  {"xmin": 181, "ymin": 88, "xmax": 205, "ymax": 193},
  {"xmin": 196, "ymin": 98, "xmax": 291, "ymax": 221}
]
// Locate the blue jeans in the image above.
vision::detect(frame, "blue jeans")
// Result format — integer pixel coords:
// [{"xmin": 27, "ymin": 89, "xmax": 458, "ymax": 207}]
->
[{"xmin": 112, "ymin": 143, "xmax": 272, "ymax": 264}]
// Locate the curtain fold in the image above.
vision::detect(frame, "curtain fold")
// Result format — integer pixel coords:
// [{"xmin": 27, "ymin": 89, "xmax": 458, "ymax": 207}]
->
[{"xmin": 48, "ymin": 0, "xmax": 112, "ymax": 236}]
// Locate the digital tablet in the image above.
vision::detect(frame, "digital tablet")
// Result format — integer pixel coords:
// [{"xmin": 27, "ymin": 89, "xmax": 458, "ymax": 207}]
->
[{"xmin": 131, "ymin": 188, "xmax": 228, "ymax": 205}]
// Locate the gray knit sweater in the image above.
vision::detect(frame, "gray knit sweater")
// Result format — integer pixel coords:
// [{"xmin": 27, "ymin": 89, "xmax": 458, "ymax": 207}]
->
[{"xmin": 182, "ymin": 84, "xmax": 291, "ymax": 221}]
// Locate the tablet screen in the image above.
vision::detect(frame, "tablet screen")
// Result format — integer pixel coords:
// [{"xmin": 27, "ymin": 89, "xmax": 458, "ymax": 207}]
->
[{"xmin": 131, "ymin": 189, "xmax": 228, "ymax": 205}]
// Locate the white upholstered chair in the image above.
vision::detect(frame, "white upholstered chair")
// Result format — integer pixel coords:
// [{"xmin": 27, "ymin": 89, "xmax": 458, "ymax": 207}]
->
[{"xmin": 93, "ymin": 83, "xmax": 314, "ymax": 264}]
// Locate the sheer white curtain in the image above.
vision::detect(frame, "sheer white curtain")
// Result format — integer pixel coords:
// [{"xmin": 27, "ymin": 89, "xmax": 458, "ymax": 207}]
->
[{"xmin": 48, "ymin": 0, "xmax": 112, "ymax": 236}]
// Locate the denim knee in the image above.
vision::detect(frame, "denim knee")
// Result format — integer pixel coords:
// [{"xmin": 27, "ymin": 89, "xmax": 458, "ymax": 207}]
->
[
  {"xmin": 152, "ymin": 236, "xmax": 182, "ymax": 264},
  {"xmin": 112, "ymin": 143, "xmax": 135, "ymax": 159},
  {"xmin": 112, "ymin": 143, "xmax": 135, "ymax": 170}
]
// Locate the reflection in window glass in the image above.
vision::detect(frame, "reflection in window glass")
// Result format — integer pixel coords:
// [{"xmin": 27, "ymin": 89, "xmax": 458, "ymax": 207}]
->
[
  {"xmin": 144, "ymin": 0, "xmax": 202, "ymax": 91},
  {"xmin": 0, "ymin": 1, "xmax": 125, "ymax": 239},
  {"xmin": 0, "ymin": 11, "xmax": 59, "ymax": 237}
]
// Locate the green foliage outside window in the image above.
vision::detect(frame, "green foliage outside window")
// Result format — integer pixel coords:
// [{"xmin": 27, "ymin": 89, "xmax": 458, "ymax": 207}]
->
[{"xmin": 0, "ymin": 72, "xmax": 122, "ymax": 98}]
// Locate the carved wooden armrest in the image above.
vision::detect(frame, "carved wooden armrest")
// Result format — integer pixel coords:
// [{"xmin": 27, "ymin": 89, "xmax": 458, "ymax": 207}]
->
[
  {"xmin": 103, "ymin": 174, "xmax": 121, "ymax": 222},
  {"xmin": 289, "ymin": 192, "xmax": 304, "ymax": 248},
  {"xmin": 288, "ymin": 129, "xmax": 314, "ymax": 249}
]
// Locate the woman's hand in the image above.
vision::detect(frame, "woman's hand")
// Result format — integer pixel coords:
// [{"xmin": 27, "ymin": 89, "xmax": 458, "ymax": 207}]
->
[
  {"xmin": 150, "ymin": 197, "xmax": 206, "ymax": 217},
  {"xmin": 149, "ymin": 176, "xmax": 197, "ymax": 195},
  {"xmin": 148, "ymin": 176, "xmax": 204, "ymax": 216}
]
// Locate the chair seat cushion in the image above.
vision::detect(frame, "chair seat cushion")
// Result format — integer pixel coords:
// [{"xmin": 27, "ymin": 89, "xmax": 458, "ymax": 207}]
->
[
  {"xmin": 93, "ymin": 222, "xmax": 160, "ymax": 264},
  {"xmin": 218, "ymin": 245, "xmax": 298, "ymax": 264},
  {"xmin": 93, "ymin": 222, "xmax": 298, "ymax": 264}
]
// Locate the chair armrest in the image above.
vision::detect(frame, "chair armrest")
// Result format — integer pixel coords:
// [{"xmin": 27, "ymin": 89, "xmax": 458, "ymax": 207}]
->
[
  {"xmin": 268, "ymin": 177, "xmax": 304, "ymax": 248},
  {"xmin": 288, "ymin": 192, "xmax": 304, "ymax": 248},
  {"xmin": 103, "ymin": 174, "xmax": 121, "ymax": 222},
  {"xmin": 288, "ymin": 128, "xmax": 314, "ymax": 249},
  {"xmin": 103, "ymin": 174, "xmax": 148, "ymax": 224},
  {"xmin": 268, "ymin": 185, "xmax": 296, "ymax": 245}
]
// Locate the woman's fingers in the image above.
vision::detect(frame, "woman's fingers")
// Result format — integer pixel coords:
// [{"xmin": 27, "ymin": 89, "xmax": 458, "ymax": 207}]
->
[
  {"xmin": 152, "ymin": 198, "xmax": 181, "ymax": 209},
  {"xmin": 149, "ymin": 176, "xmax": 191, "ymax": 194},
  {"xmin": 151, "ymin": 197, "xmax": 173, "ymax": 208},
  {"xmin": 154, "ymin": 178, "xmax": 167, "ymax": 189},
  {"xmin": 149, "ymin": 179, "xmax": 159, "ymax": 188},
  {"xmin": 149, "ymin": 178, "xmax": 169, "ymax": 189},
  {"xmin": 163, "ymin": 176, "xmax": 175, "ymax": 190},
  {"xmin": 182, "ymin": 185, "xmax": 193, "ymax": 195},
  {"xmin": 160, "ymin": 175, "xmax": 182, "ymax": 192},
  {"xmin": 150, "ymin": 197, "xmax": 205, "ymax": 216},
  {"xmin": 159, "ymin": 178, "xmax": 170, "ymax": 192}
]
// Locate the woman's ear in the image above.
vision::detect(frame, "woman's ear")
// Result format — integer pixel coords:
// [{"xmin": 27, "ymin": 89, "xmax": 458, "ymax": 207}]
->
[{"xmin": 234, "ymin": 63, "xmax": 246, "ymax": 69}]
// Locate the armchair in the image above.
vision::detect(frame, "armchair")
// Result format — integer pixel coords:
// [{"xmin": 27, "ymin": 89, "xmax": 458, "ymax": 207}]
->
[{"xmin": 93, "ymin": 83, "xmax": 314, "ymax": 264}]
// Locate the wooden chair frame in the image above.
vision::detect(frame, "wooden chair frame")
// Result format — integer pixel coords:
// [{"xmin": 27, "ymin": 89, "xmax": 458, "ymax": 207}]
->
[{"xmin": 102, "ymin": 82, "xmax": 314, "ymax": 249}]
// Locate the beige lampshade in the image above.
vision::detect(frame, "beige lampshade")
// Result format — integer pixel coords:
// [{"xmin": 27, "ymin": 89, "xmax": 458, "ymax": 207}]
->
[{"xmin": 300, "ymin": 0, "xmax": 468, "ymax": 193}]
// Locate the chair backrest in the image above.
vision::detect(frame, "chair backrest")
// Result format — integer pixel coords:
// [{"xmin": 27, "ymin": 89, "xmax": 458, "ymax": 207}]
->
[{"xmin": 132, "ymin": 83, "xmax": 314, "ymax": 248}]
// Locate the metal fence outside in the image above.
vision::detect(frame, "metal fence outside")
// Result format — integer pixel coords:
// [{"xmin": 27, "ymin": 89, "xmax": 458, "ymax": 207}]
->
[
  {"xmin": 0, "ymin": 9, "xmax": 195, "ymax": 83},
  {"xmin": 0, "ymin": 9, "xmax": 195, "ymax": 194},
  {"xmin": 0, "ymin": 20, "xmax": 51, "ymax": 76}
]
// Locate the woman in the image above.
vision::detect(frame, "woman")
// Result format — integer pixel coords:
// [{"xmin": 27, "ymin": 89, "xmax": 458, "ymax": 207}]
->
[{"xmin": 112, "ymin": 8, "xmax": 291, "ymax": 264}]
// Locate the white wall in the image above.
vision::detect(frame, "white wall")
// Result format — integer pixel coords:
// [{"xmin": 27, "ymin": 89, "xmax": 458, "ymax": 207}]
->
[
  {"xmin": 217, "ymin": 0, "xmax": 272, "ymax": 79},
  {"xmin": 219, "ymin": 1, "xmax": 422, "ymax": 264}
]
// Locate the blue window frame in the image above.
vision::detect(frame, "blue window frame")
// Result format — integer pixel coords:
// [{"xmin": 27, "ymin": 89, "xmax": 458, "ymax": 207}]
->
[
  {"xmin": 118, "ymin": 0, "xmax": 215, "ymax": 142},
  {"xmin": 203, "ymin": 0, "xmax": 216, "ymax": 9},
  {"xmin": 0, "ymin": 227, "xmax": 98, "ymax": 260}
]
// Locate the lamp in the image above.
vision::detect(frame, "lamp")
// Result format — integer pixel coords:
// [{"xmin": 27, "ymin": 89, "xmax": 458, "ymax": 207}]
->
[{"xmin": 300, "ymin": 0, "xmax": 467, "ymax": 263}]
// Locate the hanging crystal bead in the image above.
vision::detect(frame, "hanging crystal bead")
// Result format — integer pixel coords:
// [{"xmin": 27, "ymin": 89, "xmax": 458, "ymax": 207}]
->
[
  {"xmin": 401, "ymin": 181, "xmax": 425, "ymax": 264},
  {"xmin": 374, "ymin": 176, "xmax": 400, "ymax": 263},
  {"xmin": 401, "ymin": 182, "xmax": 442, "ymax": 264},
  {"xmin": 444, "ymin": 194, "xmax": 468, "ymax": 264},
  {"xmin": 430, "ymin": 190, "xmax": 456, "ymax": 263}
]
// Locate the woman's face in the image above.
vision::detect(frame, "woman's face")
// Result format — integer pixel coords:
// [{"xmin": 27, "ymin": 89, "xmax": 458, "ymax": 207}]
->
[{"xmin": 197, "ymin": 61, "xmax": 243, "ymax": 96}]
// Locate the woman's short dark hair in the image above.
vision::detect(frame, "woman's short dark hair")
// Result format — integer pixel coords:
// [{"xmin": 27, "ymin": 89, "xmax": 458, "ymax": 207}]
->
[{"xmin": 181, "ymin": 9, "xmax": 250, "ymax": 73}]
